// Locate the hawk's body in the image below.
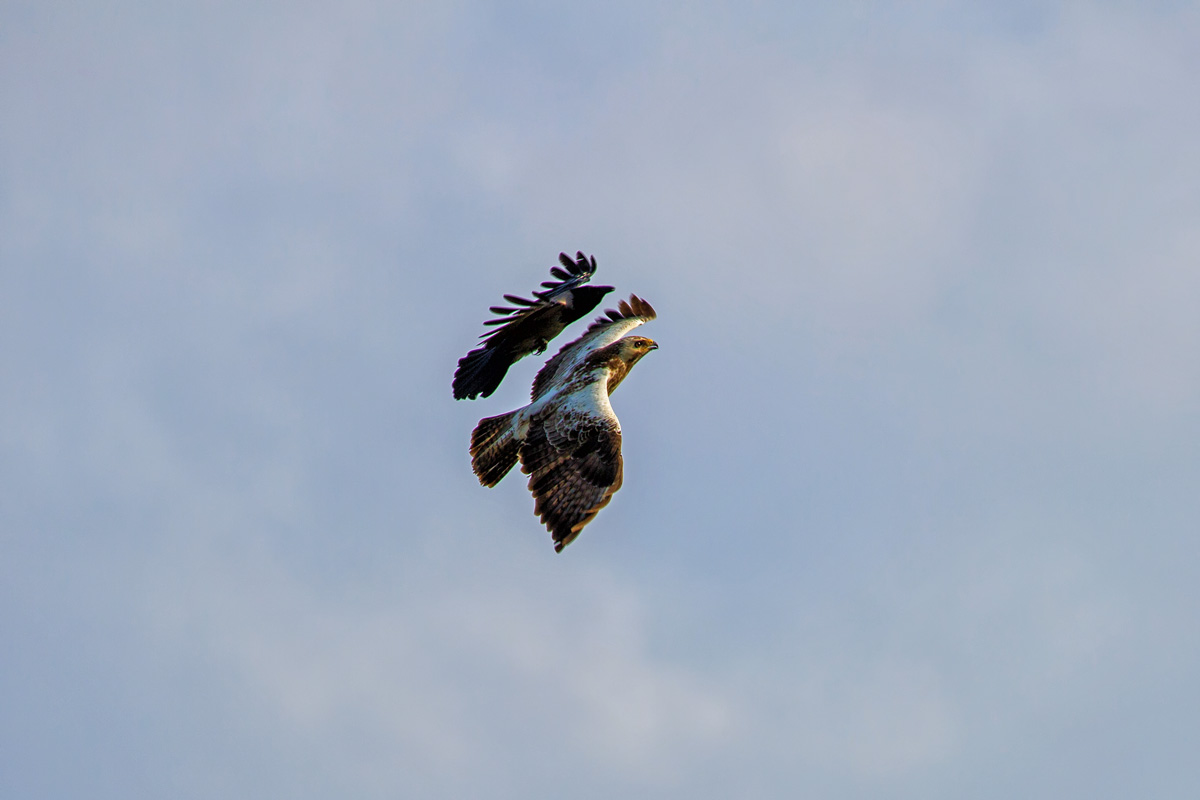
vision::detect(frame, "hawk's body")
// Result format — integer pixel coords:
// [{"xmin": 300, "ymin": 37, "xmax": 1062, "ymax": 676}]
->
[{"xmin": 470, "ymin": 296, "xmax": 657, "ymax": 551}]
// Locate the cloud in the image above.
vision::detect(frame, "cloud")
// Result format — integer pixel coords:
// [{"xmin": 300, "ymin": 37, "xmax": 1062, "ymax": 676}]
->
[{"xmin": 142, "ymin": 524, "xmax": 733, "ymax": 796}]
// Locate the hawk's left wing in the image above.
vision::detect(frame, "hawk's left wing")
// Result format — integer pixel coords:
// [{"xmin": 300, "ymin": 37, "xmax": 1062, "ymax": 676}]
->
[{"xmin": 520, "ymin": 387, "xmax": 624, "ymax": 552}]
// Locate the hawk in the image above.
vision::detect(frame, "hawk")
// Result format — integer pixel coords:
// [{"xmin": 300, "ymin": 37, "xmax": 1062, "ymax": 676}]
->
[
  {"xmin": 452, "ymin": 252, "xmax": 614, "ymax": 400},
  {"xmin": 469, "ymin": 295, "xmax": 658, "ymax": 551}
]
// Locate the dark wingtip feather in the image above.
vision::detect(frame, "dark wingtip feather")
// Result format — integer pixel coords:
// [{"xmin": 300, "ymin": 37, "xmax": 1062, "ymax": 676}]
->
[
  {"xmin": 557, "ymin": 251, "xmax": 598, "ymax": 277},
  {"xmin": 627, "ymin": 294, "xmax": 657, "ymax": 319},
  {"xmin": 580, "ymin": 293, "xmax": 657, "ymax": 335},
  {"xmin": 533, "ymin": 251, "xmax": 600, "ymax": 298}
]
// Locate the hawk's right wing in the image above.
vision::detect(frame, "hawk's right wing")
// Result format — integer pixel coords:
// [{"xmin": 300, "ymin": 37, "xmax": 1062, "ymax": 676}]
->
[{"xmin": 530, "ymin": 295, "xmax": 657, "ymax": 402}]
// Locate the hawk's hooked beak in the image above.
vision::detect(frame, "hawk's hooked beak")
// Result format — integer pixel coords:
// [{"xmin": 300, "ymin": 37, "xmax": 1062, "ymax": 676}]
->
[{"xmin": 648, "ymin": 340, "xmax": 659, "ymax": 351}]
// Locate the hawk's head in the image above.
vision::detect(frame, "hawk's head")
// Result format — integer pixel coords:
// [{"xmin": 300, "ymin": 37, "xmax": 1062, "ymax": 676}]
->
[
  {"xmin": 617, "ymin": 336, "xmax": 659, "ymax": 365},
  {"xmin": 585, "ymin": 335, "xmax": 658, "ymax": 395}
]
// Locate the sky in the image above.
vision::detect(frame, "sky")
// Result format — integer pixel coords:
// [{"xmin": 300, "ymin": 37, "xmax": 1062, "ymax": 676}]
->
[{"xmin": 2, "ymin": 1, "xmax": 1199, "ymax": 797}]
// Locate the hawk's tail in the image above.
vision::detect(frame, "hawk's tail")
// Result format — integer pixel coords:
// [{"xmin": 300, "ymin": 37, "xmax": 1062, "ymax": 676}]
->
[{"xmin": 470, "ymin": 410, "xmax": 521, "ymax": 487}]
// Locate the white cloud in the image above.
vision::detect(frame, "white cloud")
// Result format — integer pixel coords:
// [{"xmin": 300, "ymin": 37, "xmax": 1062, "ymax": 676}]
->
[{"xmin": 143, "ymin": 525, "xmax": 733, "ymax": 795}]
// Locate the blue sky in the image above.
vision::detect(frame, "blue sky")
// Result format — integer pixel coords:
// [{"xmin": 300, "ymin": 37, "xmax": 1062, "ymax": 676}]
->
[{"xmin": 3, "ymin": 2, "xmax": 1198, "ymax": 797}]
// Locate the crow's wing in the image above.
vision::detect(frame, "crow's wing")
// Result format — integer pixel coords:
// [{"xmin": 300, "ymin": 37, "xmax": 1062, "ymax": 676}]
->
[{"xmin": 452, "ymin": 252, "xmax": 608, "ymax": 400}]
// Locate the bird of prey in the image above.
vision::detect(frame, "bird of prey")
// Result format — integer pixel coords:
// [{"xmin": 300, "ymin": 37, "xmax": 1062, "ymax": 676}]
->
[
  {"xmin": 452, "ymin": 252, "xmax": 614, "ymax": 400},
  {"xmin": 469, "ymin": 295, "xmax": 658, "ymax": 551}
]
